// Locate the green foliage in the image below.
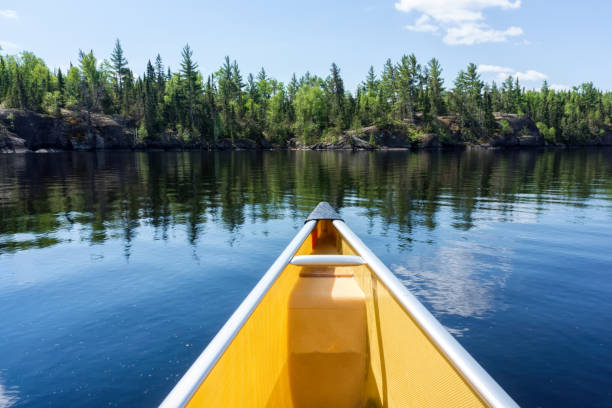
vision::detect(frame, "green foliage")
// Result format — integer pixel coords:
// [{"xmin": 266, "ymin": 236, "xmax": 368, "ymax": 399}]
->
[
  {"xmin": 294, "ymin": 83, "xmax": 328, "ymax": 144},
  {"xmin": 368, "ymin": 132, "xmax": 376, "ymax": 147},
  {"xmin": 500, "ymin": 120, "xmax": 513, "ymax": 136},
  {"xmin": 0, "ymin": 46, "xmax": 610, "ymax": 146},
  {"xmin": 6, "ymin": 112, "xmax": 15, "ymax": 130},
  {"xmin": 520, "ymin": 126, "xmax": 530, "ymax": 136},
  {"xmin": 407, "ymin": 126, "xmax": 425, "ymax": 142},
  {"xmin": 42, "ymin": 91, "xmax": 61, "ymax": 116},
  {"xmin": 138, "ymin": 123, "xmax": 148, "ymax": 140},
  {"xmin": 537, "ymin": 122, "xmax": 557, "ymax": 144}
]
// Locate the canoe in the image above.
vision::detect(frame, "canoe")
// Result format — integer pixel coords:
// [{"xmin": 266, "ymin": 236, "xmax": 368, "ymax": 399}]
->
[{"xmin": 161, "ymin": 202, "xmax": 518, "ymax": 408}]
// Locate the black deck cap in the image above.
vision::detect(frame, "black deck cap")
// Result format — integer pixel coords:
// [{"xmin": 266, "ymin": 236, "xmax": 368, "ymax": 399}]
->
[{"xmin": 305, "ymin": 202, "xmax": 343, "ymax": 223}]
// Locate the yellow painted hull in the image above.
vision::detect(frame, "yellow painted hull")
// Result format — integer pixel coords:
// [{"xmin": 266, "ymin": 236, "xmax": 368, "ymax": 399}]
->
[{"xmin": 183, "ymin": 220, "xmax": 488, "ymax": 408}]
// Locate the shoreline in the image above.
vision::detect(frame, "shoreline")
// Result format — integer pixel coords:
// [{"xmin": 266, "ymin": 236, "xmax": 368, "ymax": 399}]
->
[
  {"xmin": 4, "ymin": 144, "xmax": 612, "ymax": 154},
  {"xmin": 2, "ymin": 108, "xmax": 612, "ymax": 154}
]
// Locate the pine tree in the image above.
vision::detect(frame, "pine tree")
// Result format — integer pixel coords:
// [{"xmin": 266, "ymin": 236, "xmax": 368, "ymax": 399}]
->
[
  {"xmin": 7, "ymin": 69, "xmax": 26, "ymax": 109},
  {"xmin": 110, "ymin": 39, "xmax": 128, "ymax": 113},
  {"xmin": 490, "ymin": 81, "xmax": 501, "ymax": 113},
  {"xmin": 426, "ymin": 58, "xmax": 445, "ymax": 117},
  {"xmin": 143, "ymin": 60, "xmax": 159, "ymax": 138},
  {"xmin": 78, "ymin": 49, "xmax": 104, "ymax": 130},
  {"xmin": 217, "ymin": 56, "xmax": 235, "ymax": 140},
  {"xmin": 288, "ymin": 73, "xmax": 299, "ymax": 102},
  {"xmin": 287, "ymin": 73, "xmax": 299, "ymax": 122},
  {"xmin": 155, "ymin": 54, "xmax": 165, "ymax": 89},
  {"xmin": 180, "ymin": 44, "xmax": 199, "ymax": 128},
  {"xmin": 378, "ymin": 59, "xmax": 396, "ymax": 123},
  {"xmin": 365, "ymin": 66, "xmax": 378, "ymax": 96},
  {"xmin": 395, "ymin": 54, "xmax": 418, "ymax": 122},
  {"xmin": 328, "ymin": 62, "xmax": 346, "ymax": 129},
  {"xmin": 513, "ymin": 77, "xmax": 522, "ymax": 115},
  {"xmin": 256, "ymin": 67, "xmax": 269, "ymax": 125},
  {"xmin": 57, "ymin": 68, "xmax": 65, "ymax": 107},
  {"xmin": 231, "ymin": 60, "xmax": 245, "ymax": 122},
  {"xmin": 483, "ymin": 85, "xmax": 496, "ymax": 138},
  {"xmin": 501, "ymin": 76, "xmax": 514, "ymax": 113},
  {"xmin": 203, "ymin": 75, "xmax": 217, "ymax": 143},
  {"xmin": 0, "ymin": 56, "xmax": 8, "ymax": 100}
]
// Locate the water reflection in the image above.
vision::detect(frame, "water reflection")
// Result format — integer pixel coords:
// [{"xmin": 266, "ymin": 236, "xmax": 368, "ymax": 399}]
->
[
  {"xmin": 1, "ymin": 149, "xmax": 610, "ymax": 257},
  {"xmin": 0, "ymin": 380, "xmax": 17, "ymax": 408},
  {"xmin": 394, "ymin": 240, "xmax": 512, "ymax": 319}
]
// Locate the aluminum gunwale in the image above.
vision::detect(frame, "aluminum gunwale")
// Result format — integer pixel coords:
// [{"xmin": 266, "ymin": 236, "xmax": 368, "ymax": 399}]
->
[
  {"xmin": 332, "ymin": 219, "xmax": 519, "ymax": 408},
  {"xmin": 159, "ymin": 220, "xmax": 317, "ymax": 408}
]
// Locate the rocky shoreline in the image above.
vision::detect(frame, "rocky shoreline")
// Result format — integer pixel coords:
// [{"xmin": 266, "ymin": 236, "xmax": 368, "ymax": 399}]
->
[{"xmin": 1, "ymin": 108, "xmax": 611, "ymax": 154}]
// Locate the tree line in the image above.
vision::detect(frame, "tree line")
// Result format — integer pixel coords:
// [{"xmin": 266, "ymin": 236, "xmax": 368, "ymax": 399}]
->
[{"xmin": 1, "ymin": 40, "xmax": 611, "ymax": 145}]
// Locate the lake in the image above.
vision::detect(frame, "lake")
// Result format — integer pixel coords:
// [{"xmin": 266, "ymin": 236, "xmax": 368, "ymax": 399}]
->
[{"xmin": 1, "ymin": 149, "xmax": 611, "ymax": 407}]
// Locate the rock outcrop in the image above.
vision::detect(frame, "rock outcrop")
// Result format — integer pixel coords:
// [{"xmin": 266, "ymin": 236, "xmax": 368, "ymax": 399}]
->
[
  {"xmin": 2, "ymin": 107, "xmax": 610, "ymax": 153},
  {"xmin": 487, "ymin": 114, "xmax": 545, "ymax": 147}
]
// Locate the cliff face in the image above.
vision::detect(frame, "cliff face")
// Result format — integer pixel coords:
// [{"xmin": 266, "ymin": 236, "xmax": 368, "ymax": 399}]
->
[
  {"xmin": 0, "ymin": 108, "xmax": 268, "ymax": 153},
  {"xmin": 2, "ymin": 108, "xmax": 611, "ymax": 153},
  {"xmin": 0, "ymin": 108, "xmax": 133, "ymax": 153}
]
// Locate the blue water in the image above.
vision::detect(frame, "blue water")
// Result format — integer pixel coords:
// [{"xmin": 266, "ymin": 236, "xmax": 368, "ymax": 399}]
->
[{"xmin": 0, "ymin": 150, "xmax": 611, "ymax": 407}]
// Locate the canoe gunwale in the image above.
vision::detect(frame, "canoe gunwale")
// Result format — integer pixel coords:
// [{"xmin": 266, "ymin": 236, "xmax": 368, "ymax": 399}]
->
[
  {"xmin": 159, "ymin": 220, "xmax": 317, "ymax": 408},
  {"xmin": 161, "ymin": 210, "xmax": 519, "ymax": 408},
  {"xmin": 332, "ymin": 219, "xmax": 519, "ymax": 408}
]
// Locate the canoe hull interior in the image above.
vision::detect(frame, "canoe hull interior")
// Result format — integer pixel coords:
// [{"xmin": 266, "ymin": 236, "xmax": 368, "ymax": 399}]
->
[
  {"xmin": 167, "ymin": 220, "xmax": 506, "ymax": 408},
  {"xmin": 179, "ymin": 220, "xmax": 489, "ymax": 407}
]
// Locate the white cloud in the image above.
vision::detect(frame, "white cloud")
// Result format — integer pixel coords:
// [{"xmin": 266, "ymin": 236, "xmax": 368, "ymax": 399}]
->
[
  {"xmin": 551, "ymin": 84, "xmax": 572, "ymax": 91},
  {"xmin": 395, "ymin": 0, "xmax": 523, "ymax": 45},
  {"xmin": 444, "ymin": 23, "xmax": 522, "ymax": 45},
  {"xmin": 478, "ymin": 64, "xmax": 548, "ymax": 83},
  {"xmin": 478, "ymin": 64, "xmax": 513, "ymax": 74},
  {"xmin": 395, "ymin": 0, "xmax": 521, "ymax": 23},
  {"xmin": 515, "ymin": 70, "xmax": 547, "ymax": 82},
  {"xmin": 406, "ymin": 14, "xmax": 439, "ymax": 33},
  {"xmin": 0, "ymin": 40, "xmax": 21, "ymax": 53},
  {"xmin": 0, "ymin": 9, "xmax": 18, "ymax": 19}
]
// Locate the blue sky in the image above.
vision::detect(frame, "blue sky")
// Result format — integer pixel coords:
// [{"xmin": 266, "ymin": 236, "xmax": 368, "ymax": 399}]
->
[{"xmin": 1, "ymin": 0, "xmax": 610, "ymax": 92}]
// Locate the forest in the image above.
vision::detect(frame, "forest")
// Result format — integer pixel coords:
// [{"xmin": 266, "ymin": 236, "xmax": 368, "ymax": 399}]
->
[{"xmin": 1, "ymin": 40, "xmax": 611, "ymax": 146}]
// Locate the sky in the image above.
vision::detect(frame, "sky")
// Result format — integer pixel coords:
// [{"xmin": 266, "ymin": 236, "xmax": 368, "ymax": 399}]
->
[{"xmin": 0, "ymin": 0, "xmax": 611, "ymax": 92}]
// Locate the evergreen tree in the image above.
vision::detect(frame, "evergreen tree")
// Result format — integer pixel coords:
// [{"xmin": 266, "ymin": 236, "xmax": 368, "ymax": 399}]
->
[
  {"xmin": 154, "ymin": 54, "xmax": 166, "ymax": 94},
  {"xmin": 217, "ymin": 56, "xmax": 235, "ymax": 140},
  {"xmin": 57, "ymin": 68, "xmax": 65, "ymax": 107},
  {"xmin": 426, "ymin": 58, "xmax": 445, "ymax": 117},
  {"xmin": 143, "ymin": 60, "xmax": 160, "ymax": 138},
  {"xmin": 1, "ymin": 45, "xmax": 611, "ymax": 147},
  {"xmin": 395, "ymin": 54, "xmax": 420, "ymax": 123},
  {"xmin": 483, "ymin": 85, "xmax": 496, "ymax": 137},
  {"xmin": 490, "ymin": 81, "xmax": 501, "ymax": 112},
  {"xmin": 78, "ymin": 49, "xmax": 105, "ymax": 130},
  {"xmin": 365, "ymin": 66, "xmax": 378, "ymax": 95},
  {"xmin": 0, "ymin": 56, "xmax": 8, "ymax": 100},
  {"xmin": 110, "ymin": 39, "xmax": 128, "ymax": 113},
  {"xmin": 180, "ymin": 43, "xmax": 199, "ymax": 128},
  {"xmin": 328, "ymin": 63, "xmax": 346, "ymax": 129}
]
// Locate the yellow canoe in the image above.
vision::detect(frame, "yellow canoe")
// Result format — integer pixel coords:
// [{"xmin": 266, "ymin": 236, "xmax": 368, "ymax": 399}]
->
[{"xmin": 161, "ymin": 203, "xmax": 518, "ymax": 408}]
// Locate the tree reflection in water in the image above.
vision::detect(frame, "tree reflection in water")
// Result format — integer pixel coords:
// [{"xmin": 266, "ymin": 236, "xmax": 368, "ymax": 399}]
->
[{"xmin": 1, "ymin": 149, "xmax": 611, "ymax": 257}]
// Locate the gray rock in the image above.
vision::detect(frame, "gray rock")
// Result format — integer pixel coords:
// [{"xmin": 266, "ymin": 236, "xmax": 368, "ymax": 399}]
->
[
  {"xmin": 0, "ymin": 134, "xmax": 29, "ymax": 153},
  {"xmin": 234, "ymin": 138, "xmax": 258, "ymax": 150},
  {"xmin": 214, "ymin": 139, "xmax": 233, "ymax": 150}
]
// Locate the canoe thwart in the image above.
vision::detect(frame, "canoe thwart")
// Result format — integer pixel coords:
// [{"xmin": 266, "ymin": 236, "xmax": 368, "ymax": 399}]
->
[{"xmin": 290, "ymin": 255, "xmax": 366, "ymax": 266}]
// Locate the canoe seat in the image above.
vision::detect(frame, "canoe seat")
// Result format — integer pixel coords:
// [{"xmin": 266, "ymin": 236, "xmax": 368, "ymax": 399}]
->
[{"xmin": 288, "ymin": 272, "xmax": 367, "ymax": 408}]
